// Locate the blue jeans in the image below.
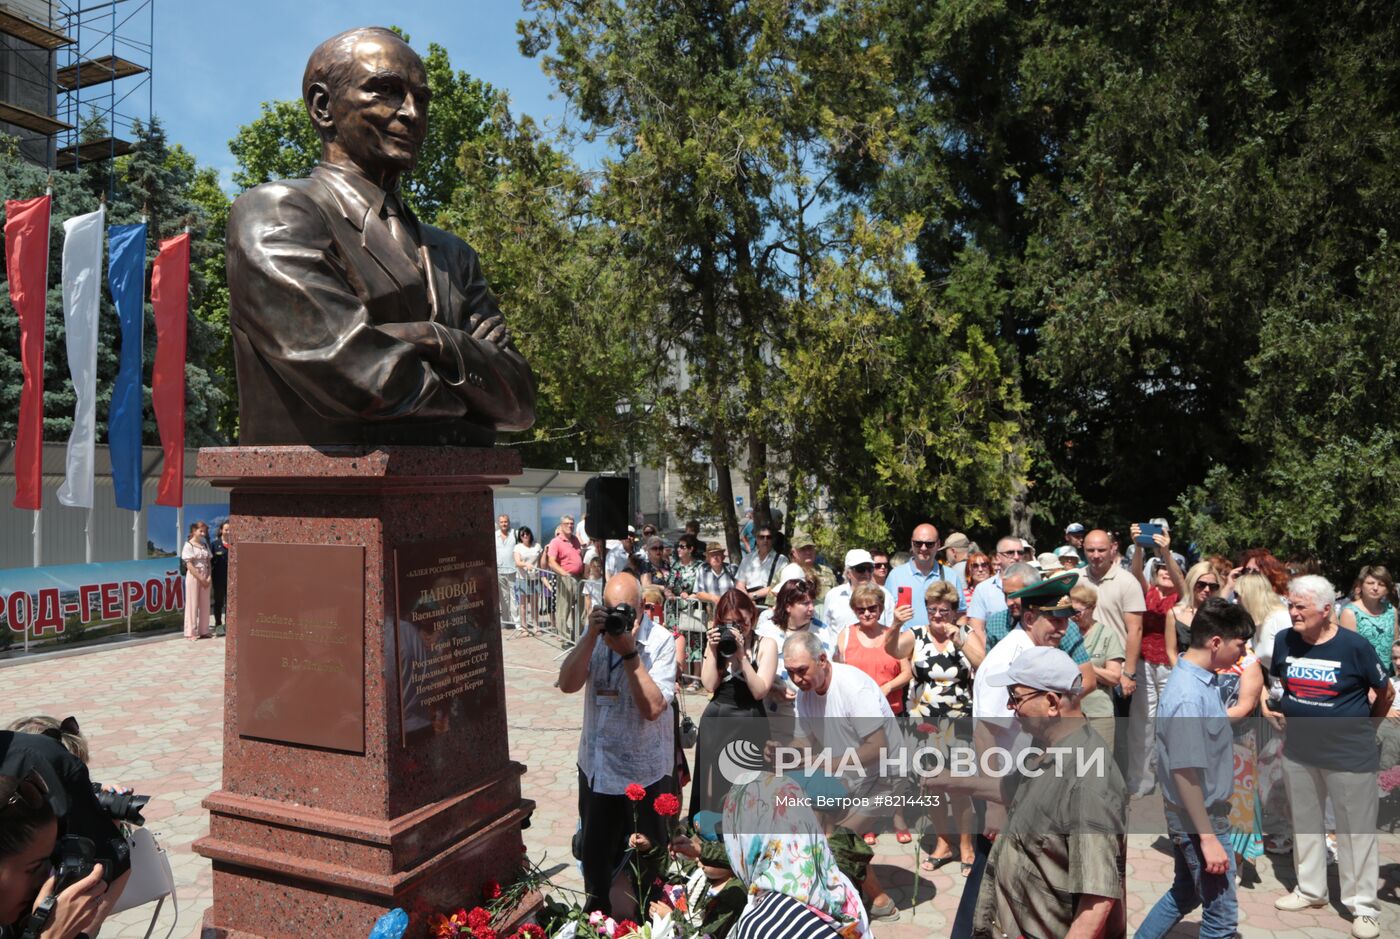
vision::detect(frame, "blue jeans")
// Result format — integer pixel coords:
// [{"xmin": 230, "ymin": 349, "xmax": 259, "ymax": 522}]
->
[{"xmin": 1136, "ymin": 812, "xmax": 1238, "ymax": 938}]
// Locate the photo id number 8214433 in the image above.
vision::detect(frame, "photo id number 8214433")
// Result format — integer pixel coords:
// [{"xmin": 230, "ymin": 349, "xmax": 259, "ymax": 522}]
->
[{"xmin": 873, "ymin": 793, "xmax": 942, "ymax": 808}]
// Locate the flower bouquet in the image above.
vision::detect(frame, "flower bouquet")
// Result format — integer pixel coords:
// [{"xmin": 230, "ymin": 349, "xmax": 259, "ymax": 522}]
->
[{"xmin": 1378, "ymin": 765, "xmax": 1400, "ymax": 833}]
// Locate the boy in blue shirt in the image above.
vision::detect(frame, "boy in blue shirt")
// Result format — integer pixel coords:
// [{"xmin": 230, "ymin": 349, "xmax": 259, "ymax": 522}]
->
[{"xmin": 1135, "ymin": 597, "xmax": 1254, "ymax": 939}]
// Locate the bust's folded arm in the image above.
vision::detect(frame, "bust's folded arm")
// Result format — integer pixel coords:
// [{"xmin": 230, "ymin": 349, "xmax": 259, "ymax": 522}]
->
[
  {"xmin": 431, "ymin": 247, "xmax": 537, "ymax": 432},
  {"xmin": 227, "ymin": 184, "xmax": 467, "ymax": 424}
]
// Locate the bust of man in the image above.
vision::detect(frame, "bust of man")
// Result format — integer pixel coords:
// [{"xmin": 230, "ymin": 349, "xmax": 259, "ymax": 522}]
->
[{"xmin": 226, "ymin": 27, "xmax": 536, "ymax": 446}]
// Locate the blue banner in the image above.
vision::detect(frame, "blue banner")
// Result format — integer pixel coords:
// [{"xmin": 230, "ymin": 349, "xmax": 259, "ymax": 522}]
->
[
  {"xmin": 1, "ymin": 558, "xmax": 184, "ymax": 636},
  {"xmin": 108, "ymin": 222, "xmax": 148, "ymax": 511}
]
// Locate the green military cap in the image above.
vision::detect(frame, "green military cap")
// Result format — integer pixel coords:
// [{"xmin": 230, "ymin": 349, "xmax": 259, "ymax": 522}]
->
[
  {"xmin": 1008, "ymin": 572, "xmax": 1079, "ymax": 616},
  {"xmin": 699, "ymin": 838, "xmax": 733, "ymax": 869},
  {"xmin": 827, "ymin": 827, "xmax": 873, "ymax": 883}
]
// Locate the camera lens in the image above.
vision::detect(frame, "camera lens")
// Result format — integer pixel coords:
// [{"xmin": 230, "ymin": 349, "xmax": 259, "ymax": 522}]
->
[
  {"xmin": 96, "ymin": 788, "xmax": 150, "ymax": 825},
  {"xmin": 717, "ymin": 627, "xmax": 739, "ymax": 658}
]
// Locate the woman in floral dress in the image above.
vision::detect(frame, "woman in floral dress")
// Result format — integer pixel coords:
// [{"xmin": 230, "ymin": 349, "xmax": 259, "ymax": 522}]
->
[
  {"xmin": 883, "ymin": 579, "xmax": 976, "ymax": 874},
  {"xmin": 1216, "ymin": 640, "xmax": 1265, "ymax": 881}
]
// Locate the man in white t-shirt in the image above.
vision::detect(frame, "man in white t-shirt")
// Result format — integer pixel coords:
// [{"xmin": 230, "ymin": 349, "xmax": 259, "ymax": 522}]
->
[
  {"xmin": 823, "ymin": 549, "xmax": 895, "ymax": 632},
  {"xmin": 779, "ymin": 630, "xmax": 902, "ymax": 920},
  {"xmin": 495, "ymin": 513, "xmax": 517, "ymax": 627},
  {"xmin": 972, "ymin": 575, "xmax": 1081, "ymax": 758},
  {"xmin": 784, "ymin": 631, "xmax": 901, "ymax": 761}
]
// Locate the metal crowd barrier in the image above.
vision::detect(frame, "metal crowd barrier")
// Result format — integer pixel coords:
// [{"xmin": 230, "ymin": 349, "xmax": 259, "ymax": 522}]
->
[
  {"xmin": 662, "ymin": 596, "xmax": 714, "ymax": 682},
  {"xmin": 495, "ymin": 570, "xmax": 717, "ymax": 679}
]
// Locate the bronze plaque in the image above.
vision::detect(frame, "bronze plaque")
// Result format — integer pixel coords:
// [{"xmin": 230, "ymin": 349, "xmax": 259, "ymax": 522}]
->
[
  {"xmin": 235, "ymin": 542, "xmax": 366, "ymax": 752},
  {"xmin": 393, "ymin": 539, "xmax": 496, "ymax": 746}
]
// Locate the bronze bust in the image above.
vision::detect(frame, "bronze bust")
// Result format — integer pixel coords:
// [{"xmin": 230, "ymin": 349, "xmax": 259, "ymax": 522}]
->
[{"xmin": 226, "ymin": 27, "xmax": 536, "ymax": 446}]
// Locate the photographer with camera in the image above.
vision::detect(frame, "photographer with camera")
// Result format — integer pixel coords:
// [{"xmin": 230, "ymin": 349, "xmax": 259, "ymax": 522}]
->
[
  {"xmin": 1, "ymin": 772, "xmax": 110, "ymax": 939},
  {"xmin": 688, "ymin": 589, "xmax": 777, "ymax": 826},
  {"xmin": 558, "ymin": 573, "xmax": 678, "ymax": 920}
]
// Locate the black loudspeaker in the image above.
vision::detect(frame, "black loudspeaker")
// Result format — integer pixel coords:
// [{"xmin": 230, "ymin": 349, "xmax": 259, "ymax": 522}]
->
[{"xmin": 584, "ymin": 476, "xmax": 630, "ymax": 540}]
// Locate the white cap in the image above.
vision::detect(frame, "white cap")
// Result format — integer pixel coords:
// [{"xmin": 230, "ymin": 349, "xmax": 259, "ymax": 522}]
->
[
  {"xmin": 985, "ymin": 646, "xmax": 1083, "ymax": 695},
  {"xmin": 777, "ymin": 562, "xmax": 807, "ymax": 587},
  {"xmin": 1055, "ymin": 545, "xmax": 1079, "ymax": 558},
  {"xmin": 845, "ymin": 549, "xmax": 875, "ymax": 569}
]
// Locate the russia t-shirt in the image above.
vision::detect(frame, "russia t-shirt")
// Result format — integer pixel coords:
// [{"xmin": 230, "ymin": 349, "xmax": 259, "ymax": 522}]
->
[{"xmin": 1271, "ymin": 626, "xmax": 1387, "ymax": 772}]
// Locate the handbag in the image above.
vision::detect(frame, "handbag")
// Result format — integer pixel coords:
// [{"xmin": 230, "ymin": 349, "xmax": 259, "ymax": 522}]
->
[
  {"xmin": 675, "ymin": 651, "xmax": 699, "ymax": 749},
  {"xmin": 678, "ymin": 713, "xmax": 699, "ymax": 749},
  {"xmin": 110, "ymin": 826, "xmax": 178, "ymax": 939}
]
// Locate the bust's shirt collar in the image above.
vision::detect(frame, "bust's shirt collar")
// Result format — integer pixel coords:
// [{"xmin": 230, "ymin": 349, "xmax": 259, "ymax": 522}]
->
[{"xmin": 314, "ymin": 161, "xmax": 409, "ymax": 230}]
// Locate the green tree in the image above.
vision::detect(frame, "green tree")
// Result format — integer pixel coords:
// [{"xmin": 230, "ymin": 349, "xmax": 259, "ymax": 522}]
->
[
  {"xmin": 439, "ymin": 103, "xmax": 654, "ymax": 471},
  {"xmin": 228, "ymin": 99, "xmax": 319, "ymax": 192},
  {"xmin": 1010, "ymin": 3, "xmax": 1400, "ymax": 574},
  {"xmin": 521, "ymin": 0, "xmax": 1026, "ymax": 552}
]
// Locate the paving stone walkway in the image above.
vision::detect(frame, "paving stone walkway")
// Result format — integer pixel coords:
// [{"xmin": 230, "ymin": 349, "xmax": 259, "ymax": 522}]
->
[{"xmin": 2, "ymin": 628, "xmax": 1396, "ymax": 937}]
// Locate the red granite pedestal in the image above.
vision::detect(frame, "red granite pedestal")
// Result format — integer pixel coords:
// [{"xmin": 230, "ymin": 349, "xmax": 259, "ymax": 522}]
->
[{"xmin": 193, "ymin": 446, "xmax": 538, "ymax": 939}]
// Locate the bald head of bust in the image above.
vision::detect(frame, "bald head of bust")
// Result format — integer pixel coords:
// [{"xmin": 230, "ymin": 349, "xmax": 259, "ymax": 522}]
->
[{"xmin": 301, "ymin": 27, "xmax": 429, "ymax": 188}]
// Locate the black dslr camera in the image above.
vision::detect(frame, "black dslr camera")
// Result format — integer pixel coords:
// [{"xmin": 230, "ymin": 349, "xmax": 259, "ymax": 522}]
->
[
  {"xmin": 601, "ymin": 603, "xmax": 636, "ymax": 636},
  {"xmin": 716, "ymin": 622, "xmax": 742, "ymax": 658},
  {"xmin": 50, "ymin": 834, "xmax": 98, "ymax": 891}
]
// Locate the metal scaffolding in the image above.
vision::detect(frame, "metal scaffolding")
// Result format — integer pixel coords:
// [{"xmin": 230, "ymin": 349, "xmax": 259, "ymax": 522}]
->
[
  {"xmin": 55, "ymin": 0, "xmax": 153, "ymax": 191},
  {"xmin": 0, "ymin": 1, "xmax": 152, "ymax": 188}
]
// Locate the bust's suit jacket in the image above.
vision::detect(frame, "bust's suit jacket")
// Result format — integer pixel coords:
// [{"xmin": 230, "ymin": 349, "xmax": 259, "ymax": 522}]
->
[{"xmin": 226, "ymin": 162, "xmax": 536, "ymax": 446}]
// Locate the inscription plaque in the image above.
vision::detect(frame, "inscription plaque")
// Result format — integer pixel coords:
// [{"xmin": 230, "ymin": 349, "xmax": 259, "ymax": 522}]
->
[
  {"xmin": 394, "ymin": 538, "xmax": 496, "ymax": 746},
  {"xmin": 235, "ymin": 542, "xmax": 366, "ymax": 752}
]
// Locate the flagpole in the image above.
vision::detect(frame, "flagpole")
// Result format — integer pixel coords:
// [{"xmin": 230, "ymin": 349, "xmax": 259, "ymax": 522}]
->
[
  {"xmin": 32, "ymin": 178, "xmax": 53, "ymax": 571},
  {"xmin": 132, "ymin": 209, "xmax": 149, "ymax": 567},
  {"xmin": 82, "ymin": 194, "xmax": 106, "ymax": 564}
]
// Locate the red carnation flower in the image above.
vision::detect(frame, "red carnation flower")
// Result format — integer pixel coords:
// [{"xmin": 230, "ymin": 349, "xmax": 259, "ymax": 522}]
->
[
  {"xmin": 512, "ymin": 926, "xmax": 546, "ymax": 939},
  {"xmin": 616, "ymin": 920, "xmax": 640, "ymax": 936},
  {"xmin": 482, "ymin": 879, "xmax": 502, "ymax": 900},
  {"xmin": 466, "ymin": 907, "xmax": 491, "ymax": 930},
  {"xmin": 625, "ymin": 783, "xmax": 647, "ymax": 801},
  {"xmin": 653, "ymin": 792, "xmax": 681, "ymax": 817},
  {"xmin": 475, "ymin": 928, "xmax": 497, "ymax": 939},
  {"xmin": 916, "ymin": 722, "xmax": 936, "ymax": 736}
]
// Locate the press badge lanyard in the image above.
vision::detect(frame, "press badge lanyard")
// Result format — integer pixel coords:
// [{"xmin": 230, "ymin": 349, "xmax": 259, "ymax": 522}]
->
[{"xmin": 596, "ymin": 651, "xmax": 625, "ymax": 705}]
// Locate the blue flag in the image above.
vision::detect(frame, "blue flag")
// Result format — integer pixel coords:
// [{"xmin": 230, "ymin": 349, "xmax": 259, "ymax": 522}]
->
[{"xmin": 108, "ymin": 222, "xmax": 147, "ymax": 510}]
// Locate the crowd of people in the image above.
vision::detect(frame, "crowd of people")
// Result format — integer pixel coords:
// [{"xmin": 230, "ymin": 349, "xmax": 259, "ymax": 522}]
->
[
  {"xmin": 178, "ymin": 519, "xmax": 231, "ymax": 641},
  {"xmin": 547, "ymin": 515, "xmax": 1399, "ymax": 939}
]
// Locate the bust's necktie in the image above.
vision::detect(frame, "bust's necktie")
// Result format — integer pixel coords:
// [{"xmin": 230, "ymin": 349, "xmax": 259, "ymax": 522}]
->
[{"xmin": 383, "ymin": 191, "xmax": 424, "ymax": 276}]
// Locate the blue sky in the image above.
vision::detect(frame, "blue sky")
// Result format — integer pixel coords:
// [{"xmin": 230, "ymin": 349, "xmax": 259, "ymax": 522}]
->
[{"xmin": 152, "ymin": 2, "xmax": 575, "ymax": 187}]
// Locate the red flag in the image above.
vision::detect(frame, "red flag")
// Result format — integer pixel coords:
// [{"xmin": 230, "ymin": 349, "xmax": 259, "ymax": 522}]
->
[
  {"xmin": 152, "ymin": 232, "xmax": 190, "ymax": 507},
  {"xmin": 5, "ymin": 195, "xmax": 52, "ymax": 510}
]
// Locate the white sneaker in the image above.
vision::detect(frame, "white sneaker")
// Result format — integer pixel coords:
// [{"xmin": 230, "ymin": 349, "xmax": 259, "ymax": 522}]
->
[
  {"xmin": 1351, "ymin": 915, "xmax": 1380, "ymax": 939},
  {"xmin": 1327, "ymin": 833, "xmax": 1339, "ymax": 866},
  {"xmin": 1275, "ymin": 890, "xmax": 1328, "ymax": 912},
  {"xmin": 1264, "ymin": 835, "xmax": 1293, "ymax": 855}
]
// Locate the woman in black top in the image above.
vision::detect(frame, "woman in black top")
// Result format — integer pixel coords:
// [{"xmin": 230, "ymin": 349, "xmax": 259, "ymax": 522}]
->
[
  {"xmin": 210, "ymin": 521, "xmax": 231, "ymax": 635},
  {"xmin": 0, "ymin": 772, "xmax": 108, "ymax": 939},
  {"xmin": 688, "ymin": 589, "xmax": 778, "ymax": 825}
]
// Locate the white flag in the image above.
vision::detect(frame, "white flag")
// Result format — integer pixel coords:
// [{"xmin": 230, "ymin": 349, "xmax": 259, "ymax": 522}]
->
[{"xmin": 57, "ymin": 206, "xmax": 105, "ymax": 508}]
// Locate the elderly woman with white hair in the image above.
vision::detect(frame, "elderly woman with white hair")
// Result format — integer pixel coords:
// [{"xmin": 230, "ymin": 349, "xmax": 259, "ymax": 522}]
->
[{"xmin": 1267, "ymin": 574, "xmax": 1393, "ymax": 939}]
